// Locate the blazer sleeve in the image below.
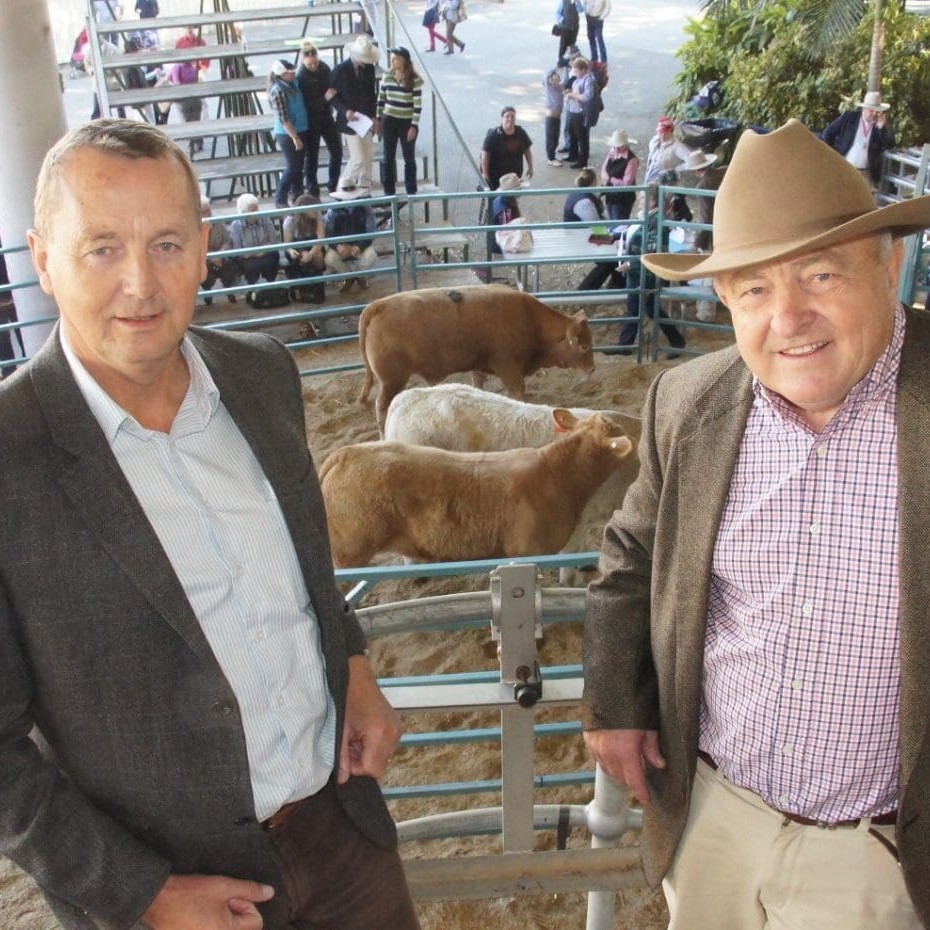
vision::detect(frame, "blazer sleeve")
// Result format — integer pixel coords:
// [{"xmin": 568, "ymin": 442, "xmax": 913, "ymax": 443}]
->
[{"xmin": 582, "ymin": 371, "xmax": 666, "ymax": 732}]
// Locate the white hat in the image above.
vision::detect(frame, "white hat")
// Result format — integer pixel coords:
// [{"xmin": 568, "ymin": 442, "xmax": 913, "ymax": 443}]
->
[
  {"xmin": 345, "ymin": 34, "xmax": 380, "ymax": 65},
  {"xmin": 607, "ymin": 129, "xmax": 637, "ymax": 148},
  {"xmin": 270, "ymin": 59, "xmax": 295, "ymax": 77},
  {"xmin": 859, "ymin": 90, "xmax": 890, "ymax": 112},
  {"xmin": 679, "ymin": 149, "xmax": 718, "ymax": 172},
  {"xmin": 497, "ymin": 173, "xmax": 522, "ymax": 191}
]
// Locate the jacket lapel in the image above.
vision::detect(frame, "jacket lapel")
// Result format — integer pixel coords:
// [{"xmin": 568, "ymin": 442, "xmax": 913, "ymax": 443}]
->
[
  {"xmin": 896, "ymin": 310, "xmax": 930, "ymax": 785},
  {"xmin": 31, "ymin": 331, "xmax": 218, "ymax": 664},
  {"xmin": 672, "ymin": 356, "xmax": 754, "ymax": 750}
]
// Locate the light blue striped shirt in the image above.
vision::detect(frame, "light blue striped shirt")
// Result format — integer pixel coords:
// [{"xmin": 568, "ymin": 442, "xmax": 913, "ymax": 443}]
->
[{"xmin": 59, "ymin": 328, "xmax": 335, "ymax": 821}]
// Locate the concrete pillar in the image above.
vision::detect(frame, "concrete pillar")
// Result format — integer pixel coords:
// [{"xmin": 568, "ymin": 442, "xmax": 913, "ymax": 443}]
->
[{"xmin": 0, "ymin": 0, "xmax": 68, "ymax": 353}]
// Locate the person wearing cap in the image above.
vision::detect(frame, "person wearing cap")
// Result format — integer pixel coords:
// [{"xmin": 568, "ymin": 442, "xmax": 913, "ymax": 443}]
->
[
  {"xmin": 480, "ymin": 106, "xmax": 534, "ymax": 191},
  {"xmin": 267, "ymin": 59, "xmax": 310, "ymax": 209},
  {"xmin": 376, "ymin": 47, "xmax": 423, "ymax": 197},
  {"xmin": 329, "ymin": 35, "xmax": 380, "ymax": 192},
  {"xmin": 583, "ymin": 118, "xmax": 930, "ymax": 929},
  {"xmin": 643, "ymin": 116, "xmax": 693, "ymax": 185},
  {"xmin": 823, "ymin": 90, "xmax": 895, "ymax": 187},
  {"xmin": 297, "ymin": 41, "xmax": 342, "ymax": 196},
  {"xmin": 600, "ymin": 128, "xmax": 639, "ymax": 221}
]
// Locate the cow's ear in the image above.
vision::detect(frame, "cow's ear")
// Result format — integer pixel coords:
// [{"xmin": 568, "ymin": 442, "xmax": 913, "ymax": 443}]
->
[
  {"xmin": 552, "ymin": 408, "xmax": 577, "ymax": 432},
  {"xmin": 571, "ymin": 310, "xmax": 588, "ymax": 323}
]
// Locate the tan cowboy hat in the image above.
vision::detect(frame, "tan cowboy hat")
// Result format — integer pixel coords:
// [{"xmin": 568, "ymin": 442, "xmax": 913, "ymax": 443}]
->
[
  {"xmin": 859, "ymin": 90, "xmax": 890, "ymax": 111},
  {"xmin": 497, "ymin": 173, "xmax": 523, "ymax": 191},
  {"xmin": 643, "ymin": 118, "xmax": 930, "ymax": 280},
  {"xmin": 607, "ymin": 129, "xmax": 637, "ymax": 148},
  {"xmin": 344, "ymin": 34, "xmax": 380, "ymax": 65},
  {"xmin": 679, "ymin": 149, "xmax": 717, "ymax": 172}
]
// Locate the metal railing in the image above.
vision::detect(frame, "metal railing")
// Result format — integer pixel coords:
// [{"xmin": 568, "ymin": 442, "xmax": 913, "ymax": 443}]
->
[{"xmin": 360, "ymin": 561, "xmax": 643, "ymax": 926}]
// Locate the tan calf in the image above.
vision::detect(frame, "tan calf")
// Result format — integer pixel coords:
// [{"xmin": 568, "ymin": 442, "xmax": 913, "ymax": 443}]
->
[
  {"xmin": 319, "ymin": 410, "xmax": 634, "ymax": 568},
  {"xmin": 357, "ymin": 285, "xmax": 595, "ymax": 433}
]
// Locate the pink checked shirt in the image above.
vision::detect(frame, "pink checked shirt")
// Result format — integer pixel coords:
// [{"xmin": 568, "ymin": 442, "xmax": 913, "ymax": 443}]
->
[{"xmin": 699, "ymin": 306, "xmax": 904, "ymax": 822}]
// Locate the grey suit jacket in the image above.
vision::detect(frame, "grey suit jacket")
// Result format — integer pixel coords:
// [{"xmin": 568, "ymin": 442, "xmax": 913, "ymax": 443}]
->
[
  {"xmin": 0, "ymin": 326, "xmax": 396, "ymax": 929},
  {"xmin": 584, "ymin": 307, "xmax": 930, "ymax": 926}
]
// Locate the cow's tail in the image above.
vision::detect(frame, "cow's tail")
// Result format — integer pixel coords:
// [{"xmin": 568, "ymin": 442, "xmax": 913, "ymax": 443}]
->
[{"xmin": 357, "ymin": 312, "xmax": 374, "ymax": 403}]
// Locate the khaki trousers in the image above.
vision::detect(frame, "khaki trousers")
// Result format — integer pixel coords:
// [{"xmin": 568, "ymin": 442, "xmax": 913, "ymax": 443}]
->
[{"xmin": 663, "ymin": 759, "xmax": 920, "ymax": 930}]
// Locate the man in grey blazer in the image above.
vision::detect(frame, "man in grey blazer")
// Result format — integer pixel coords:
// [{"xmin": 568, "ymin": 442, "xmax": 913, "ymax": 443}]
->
[
  {"xmin": 0, "ymin": 120, "xmax": 419, "ymax": 929},
  {"xmin": 583, "ymin": 119, "xmax": 930, "ymax": 928}
]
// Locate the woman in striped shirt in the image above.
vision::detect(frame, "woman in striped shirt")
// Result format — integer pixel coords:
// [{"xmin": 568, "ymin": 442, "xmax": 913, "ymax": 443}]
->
[{"xmin": 376, "ymin": 47, "xmax": 423, "ymax": 196}]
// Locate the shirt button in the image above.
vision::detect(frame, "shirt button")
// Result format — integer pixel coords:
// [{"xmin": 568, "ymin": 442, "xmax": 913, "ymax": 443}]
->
[
  {"xmin": 782, "ymin": 744, "xmax": 793, "ymax": 756},
  {"xmin": 815, "ymin": 444, "xmax": 828, "ymax": 458},
  {"xmin": 801, "ymin": 603, "xmax": 813, "ymax": 617},
  {"xmin": 809, "ymin": 522, "xmax": 821, "ymax": 536},
  {"xmin": 792, "ymin": 679, "xmax": 803, "ymax": 690},
  {"xmin": 277, "ymin": 695, "xmax": 286, "ymax": 707},
  {"xmin": 778, "ymin": 794, "xmax": 790, "ymax": 807},
  {"xmin": 254, "ymin": 629, "xmax": 267, "ymax": 643}
]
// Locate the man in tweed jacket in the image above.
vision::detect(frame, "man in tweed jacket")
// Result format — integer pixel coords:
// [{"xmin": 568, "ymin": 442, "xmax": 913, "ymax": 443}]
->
[{"xmin": 583, "ymin": 120, "xmax": 930, "ymax": 928}]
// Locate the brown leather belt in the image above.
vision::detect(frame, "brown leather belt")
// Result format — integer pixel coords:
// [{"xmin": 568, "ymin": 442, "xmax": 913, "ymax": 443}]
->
[
  {"xmin": 697, "ymin": 750, "xmax": 897, "ymax": 829},
  {"xmin": 262, "ymin": 797, "xmax": 307, "ymax": 832}
]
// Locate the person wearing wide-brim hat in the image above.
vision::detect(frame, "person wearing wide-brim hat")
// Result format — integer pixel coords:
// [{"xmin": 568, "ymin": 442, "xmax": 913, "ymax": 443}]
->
[
  {"xmin": 585, "ymin": 117, "xmax": 930, "ymax": 930},
  {"xmin": 330, "ymin": 34, "xmax": 381, "ymax": 192},
  {"xmin": 600, "ymin": 128, "xmax": 639, "ymax": 221},
  {"xmin": 823, "ymin": 89, "xmax": 895, "ymax": 186}
]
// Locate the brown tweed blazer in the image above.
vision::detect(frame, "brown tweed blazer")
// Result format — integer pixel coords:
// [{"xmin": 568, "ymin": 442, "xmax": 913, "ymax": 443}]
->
[
  {"xmin": 584, "ymin": 307, "xmax": 930, "ymax": 926},
  {"xmin": 0, "ymin": 326, "xmax": 396, "ymax": 929}
]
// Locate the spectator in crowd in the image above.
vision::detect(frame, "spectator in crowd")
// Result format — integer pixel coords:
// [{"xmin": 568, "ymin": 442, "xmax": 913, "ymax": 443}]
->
[
  {"xmin": 330, "ymin": 34, "xmax": 380, "ymax": 193},
  {"xmin": 584, "ymin": 118, "xmax": 930, "ymax": 930},
  {"xmin": 554, "ymin": 0, "xmax": 581, "ymax": 65},
  {"xmin": 422, "ymin": 0, "xmax": 449, "ymax": 52},
  {"xmin": 93, "ymin": 0, "xmax": 122, "ymax": 22},
  {"xmin": 87, "ymin": 37, "xmax": 127, "ymax": 119},
  {"xmin": 134, "ymin": 0, "xmax": 158, "ymax": 18},
  {"xmin": 565, "ymin": 168, "xmax": 626, "ymax": 293},
  {"xmin": 643, "ymin": 116, "xmax": 692, "ymax": 185},
  {"xmin": 475, "ymin": 172, "xmax": 522, "ymax": 282},
  {"xmin": 199, "ymin": 197, "xmax": 239, "ymax": 305},
  {"xmin": 542, "ymin": 64, "xmax": 566, "ymax": 167},
  {"xmin": 377, "ymin": 47, "xmax": 423, "ymax": 197},
  {"xmin": 0, "ymin": 236, "xmax": 25, "ymax": 379},
  {"xmin": 229, "ymin": 192, "xmax": 281, "ymax": 298},
  {"xmin": 613, "ymin": 188, "xmax": 689, "ymax": 355},
  {"xmin": 323, "ymin": 187, "xmax": 378, "ymax": 293},
  {"xmin": 283, "ymin": 194, "xmax": 327, "ymax": 303},
  {"xmin": 601, "ymin": 128, "xmax": 639, "ymax": 220},
  {"xmin": 174, "ymin": 25, "xmax": 210, "ymax": 72},
  {"xmin": 167, "ymin": 58, "xmax": 204, "ymax": 153},
  {"xmin": 823, "ymin": 90, "xmax": 895, "ymax": 187},
  {"xmin": 584, "ymin": 0, "xmax": 609, "ymax": 62},
  {"xmin": 297, "ymin": 40, "xmax": 342, "ymax": 196},
  {"xmin": 9, "ymin": 117, "xmax": 419, "ymax": 930},
  {"xmin": 267, "ymin": 59, "xmax": 310, "ymax": 209},
  {"xmin": 441, "ymin": 0, "xmax": 467, "ymax": 54},
  {"xmin": 481, "ymin": 106, "xmax": 533, "ymax": 190},
  {"xmin": 678, "ymin": 148, "xmax": 723, "ymax": 323},
  {"xmin": 562, "ymin": 56, "xmax": 596, "ymax": 169}
]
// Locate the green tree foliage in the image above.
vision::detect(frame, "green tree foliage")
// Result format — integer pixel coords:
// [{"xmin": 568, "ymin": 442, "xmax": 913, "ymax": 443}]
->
[{"xmin": 671, "ymin": 1, "xmax": 930, "ymax": 146}]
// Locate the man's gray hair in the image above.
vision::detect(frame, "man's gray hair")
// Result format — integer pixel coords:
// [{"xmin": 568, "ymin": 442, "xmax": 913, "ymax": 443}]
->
[{"xmin": 33, "ymin": 119, "xmax": 202, "ymax": 237}]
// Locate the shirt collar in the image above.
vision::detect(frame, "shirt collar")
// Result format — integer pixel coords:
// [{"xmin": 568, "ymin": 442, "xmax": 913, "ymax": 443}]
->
[
  {"xmin": 59, "ymin": 326, "xmax": 220, "ymax": 444},
  {"xmin": 752, "ymin": 302, "xmax": 905, "ymax": 429}
]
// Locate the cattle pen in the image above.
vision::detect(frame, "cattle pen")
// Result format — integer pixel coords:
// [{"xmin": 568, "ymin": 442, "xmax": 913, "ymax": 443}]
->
[{"xmin": 346, "ymin": 558, "xmax": 646, "ymax": 928}]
